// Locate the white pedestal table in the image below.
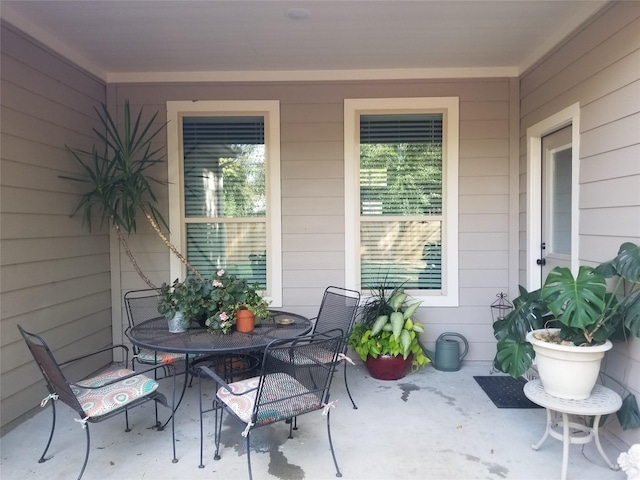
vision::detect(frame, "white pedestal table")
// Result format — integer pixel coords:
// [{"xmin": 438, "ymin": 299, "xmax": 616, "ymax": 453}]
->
[{"xmin": 523, "ymin": 379, "xmax": 622, "ymax": 480}]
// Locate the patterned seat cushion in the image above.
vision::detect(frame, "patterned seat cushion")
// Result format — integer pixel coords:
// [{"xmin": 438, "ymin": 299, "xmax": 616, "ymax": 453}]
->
[
  {"xmin": 217, "ymin": 373, "xmax": 320, "ymax": 426},
  {"xmin": 73, "ymin": 369, "xmax": 159, "ymax": 418},
  {"xmin": 270, "ymin": 347, "xmax": 336, "ymax": 365},
  {"xmin": 136, "ymin": 349, "xmax": 192, "ymax": 364}
]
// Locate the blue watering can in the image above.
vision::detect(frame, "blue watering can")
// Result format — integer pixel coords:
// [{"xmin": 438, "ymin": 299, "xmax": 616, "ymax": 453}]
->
[{"xmin": 423, "ymin": 332, "xmax": 469, "ymax": 371}]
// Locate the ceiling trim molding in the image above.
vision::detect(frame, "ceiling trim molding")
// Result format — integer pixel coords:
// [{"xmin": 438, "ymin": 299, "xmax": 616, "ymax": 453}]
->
[
  {"xmin": 107, "ymin": 67, "xmax": 518, "ymax": 84},
  {"xmin": 517, "ymin": 0, "xmax": 608, "ymax": 74},
  {"xmin": 1, "ymin": 6, "xmax": 108, "ymax": 80}
]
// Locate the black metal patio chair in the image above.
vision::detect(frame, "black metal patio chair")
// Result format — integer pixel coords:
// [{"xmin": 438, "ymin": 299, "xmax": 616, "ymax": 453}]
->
[
  {"xmin": 309, "ymin": 286, "xmax": 361, "ymax": 408},
  {"xmin": 18, "ymin": 324, "xmax": 175, "ymax": 480},
  {"xmin": 197, "ymin": 330, "xmax": 345, "ymax": 479},
  {"xmin": 124, "ymin": 288, "xmax": 198, "ymax": 427}
]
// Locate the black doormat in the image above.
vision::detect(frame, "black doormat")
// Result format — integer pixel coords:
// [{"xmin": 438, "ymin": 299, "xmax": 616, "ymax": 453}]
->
[{"xmin": 473, "ymin": 375, "xmax": 541, "ymax": 409}]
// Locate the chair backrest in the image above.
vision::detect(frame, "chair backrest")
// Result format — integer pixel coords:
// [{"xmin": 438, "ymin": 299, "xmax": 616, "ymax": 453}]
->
[
  {"xmin": 253, "ymin": 331, "xmax": 344, "ymax": 427},
  {"xmin": 17, "ymin": 325, "xmax": 85, "ymax": 417},
  {"xmin": 311, "ymin": 286, "xmax": 360, "ymax": 344},
  {"xmin": 124, "ymin": 288, "xmax": 162, "ymax": 329}
]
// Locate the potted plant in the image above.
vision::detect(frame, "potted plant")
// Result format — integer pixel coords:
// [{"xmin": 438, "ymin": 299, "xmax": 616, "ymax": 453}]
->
[
  {"xmin": 232, "ymin": 283, "xmax": 271, "ymax": 333},
  {"xmin": 206, "ymin": 270, "xmax": 270, "ymax": 334},
  {"xmin": 61, "ymin": 100, "xmax": 203, "ymax": 289},
  {"xmin": 493, "ymin": 241, "xmax": 640, "ymax": 399},
  {"xmin": 349, "ymin": 285, "xmax": 429, "ymax": 380},
  {"xmin": 157, "ymin": 278, "xmax": 193, "ymax": 333}
]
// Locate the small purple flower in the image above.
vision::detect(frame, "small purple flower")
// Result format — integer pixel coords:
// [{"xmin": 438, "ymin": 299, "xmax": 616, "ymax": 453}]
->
[
  {"xmin": 213, "ymin": 280, "xmax": 223, "ymax": 288},
  {"xmin": 219, "ymin": 311, "xmax": 229, "ymax": 321},
  {"xmin": 217, "ymin": 269, "xmax": 225, "ymax": 277}
]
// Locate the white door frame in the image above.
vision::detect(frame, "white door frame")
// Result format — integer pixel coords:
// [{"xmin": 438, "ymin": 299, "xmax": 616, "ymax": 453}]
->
[{"xmin": 525, "ymin": 103, "xmax": 580, "ymax": 290}]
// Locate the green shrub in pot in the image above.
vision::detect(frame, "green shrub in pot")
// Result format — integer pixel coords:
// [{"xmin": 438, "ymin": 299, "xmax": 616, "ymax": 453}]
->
[{"xmin": 493, "ymin": 241, "xmax": 640, "ymax": 378}]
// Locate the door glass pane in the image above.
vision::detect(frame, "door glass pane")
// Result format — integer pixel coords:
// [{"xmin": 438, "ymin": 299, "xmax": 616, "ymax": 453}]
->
[{"xmin": 551, "ymin": 148, "xmax": 572, "ymax": 255}]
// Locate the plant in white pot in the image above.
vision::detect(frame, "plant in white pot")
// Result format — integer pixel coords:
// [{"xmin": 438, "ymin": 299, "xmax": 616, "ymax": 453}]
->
[{"xmin": 493, "ymin": 242, "xmax": 640, "ymax": 399}]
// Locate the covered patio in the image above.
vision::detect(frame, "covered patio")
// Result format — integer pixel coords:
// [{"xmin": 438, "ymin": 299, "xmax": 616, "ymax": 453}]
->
[
  {"xmin": 0, "ymin": 362, "xmax": 627, "ymax": 480},
  {"xmin": 2, "ymin": 1, "xmax": 639, "ymax": 475}
]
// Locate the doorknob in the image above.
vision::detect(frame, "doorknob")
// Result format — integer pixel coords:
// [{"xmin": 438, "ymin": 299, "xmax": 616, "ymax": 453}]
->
[{"xmin": 536, "ymin": 258, "xmax": 546, "ymax": 266}]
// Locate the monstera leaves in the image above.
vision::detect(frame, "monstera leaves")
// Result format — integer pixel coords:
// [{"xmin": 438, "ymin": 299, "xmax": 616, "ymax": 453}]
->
[{"xmin": 541, "ymin": 266, "xmax": 607, "ymax": 330}]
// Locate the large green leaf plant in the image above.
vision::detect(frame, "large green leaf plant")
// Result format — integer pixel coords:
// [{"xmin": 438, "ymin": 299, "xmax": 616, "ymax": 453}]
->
[
  {"xmin": 349, "ymin": 288, "xmax": 429, "ymax": 369},
  {"xmin": 493, "ymin": 242, "xmax": 640, "ymax": 378},
  {"xmin": 61, "ymin": 100, "xmax": 201, "ymax": 288}
]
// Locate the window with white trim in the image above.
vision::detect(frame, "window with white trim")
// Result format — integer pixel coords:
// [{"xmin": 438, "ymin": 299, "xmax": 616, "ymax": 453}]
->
[
  {"xmin": 344, "ymin": 98, "xmax": 459, "ymax": 306},
  {"xmin": 167, "ymin": 101, "xmax": 282, "ymax": 306}
]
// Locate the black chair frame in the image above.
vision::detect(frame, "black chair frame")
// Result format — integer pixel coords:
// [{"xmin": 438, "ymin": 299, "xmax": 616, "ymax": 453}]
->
[
  {"xmin": 310, "ymin": 286, "xmax": 361, "ymax": 409},
  {"xmin": 18, "ymin": 325, "xmax": 176, "ymax": 480},
  {"xmin": 124, "ymin": 288, "xmax": 192, "ymax": 430},
  {"xmin": 197, "ymin": 330, "xmax": 345, "ymax": 479}
]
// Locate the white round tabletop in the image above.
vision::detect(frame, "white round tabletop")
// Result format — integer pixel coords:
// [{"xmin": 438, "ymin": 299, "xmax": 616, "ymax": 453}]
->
[{"xmin": 524, "ymin": 379, "xmax": 622, "ymax": 415}]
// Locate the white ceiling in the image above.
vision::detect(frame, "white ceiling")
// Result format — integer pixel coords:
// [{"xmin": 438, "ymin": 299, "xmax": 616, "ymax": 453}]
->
[{"xmin": 1, "ymin": 0, "xmax": 609, "ymax": 82}]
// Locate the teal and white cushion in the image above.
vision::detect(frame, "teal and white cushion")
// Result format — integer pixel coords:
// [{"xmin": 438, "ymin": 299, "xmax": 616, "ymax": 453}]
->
[
  {"xmin": 135, "ymin": 349, "xmax": 203, "ymax": 364},
  {"xmin": 136, "ymin": 349, "xmax": 187, "ymax": 364},
  {"xmin": 72, "ymin": 368, "xmax": 159, "ymax": 418}
]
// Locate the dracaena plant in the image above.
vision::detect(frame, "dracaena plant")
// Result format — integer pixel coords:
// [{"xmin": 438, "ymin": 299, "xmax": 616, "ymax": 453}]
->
[
  {"xmin": 493, "ymin": 241, "xmax": 640, "ymax": 378},
  {"xmin": 61, "ymin": 100, "xmax": 202, "ymax": 288}
]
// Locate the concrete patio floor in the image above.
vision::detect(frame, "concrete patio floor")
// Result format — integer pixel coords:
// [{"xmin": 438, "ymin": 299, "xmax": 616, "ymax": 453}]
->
[{"xmin": 0, "ymin": 361, "xmax": 629, "ymax": 480}]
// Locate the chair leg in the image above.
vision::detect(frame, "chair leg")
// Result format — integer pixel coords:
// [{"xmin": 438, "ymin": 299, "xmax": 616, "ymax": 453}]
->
[
  {"xmin": 198, "ymin": 373, "xmax": 205, "ymax": 469},
  {"xmin": 38, "ymin": 399, "xmax": 56, "ymax": 463},
  {"xmin": 246, "ymin": 431, "xmax": 253, "ymax": 480},
  {"xmin": 214, "ymin": 401, "xmax": 222, "ymax": 461},
  {"xmin": 343, "ymin": 361, "xmax": 358, "ymax": 409},
  {"xmin": 124, "ymin": 410, "xmax": 131, "ymax": 432},
  {"xmin": 160, "ymin": 364, "xmax": 189, "ymax": 431},
  {"xmin": 326, "ymin": 410, "xmax": 342, "ymax": 478},
  {"xmin": 77, "ymin": 423, "xmax": 91, "ymax": 480},
  {"xmin": 170, "ymin": 370, "xmax": 177, "ymax": 464}
]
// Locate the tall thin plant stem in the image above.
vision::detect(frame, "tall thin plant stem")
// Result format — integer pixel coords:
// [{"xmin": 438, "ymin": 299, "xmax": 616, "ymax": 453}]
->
[{"xmin": 141, "ymin": 207, "xmax": 203, "ymax": 281}]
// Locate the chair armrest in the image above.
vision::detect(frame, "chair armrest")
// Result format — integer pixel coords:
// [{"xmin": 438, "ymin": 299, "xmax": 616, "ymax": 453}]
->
[
  {"xmin": 59, "ymin": 344, "xmax": 130, "ymax": 368},
  {"xmin": 196, "ymin": 365, "xmax": 258, "ymax": 397},
  {"xmin": 69, "ymin": 363, "xmax": 175, "ymax": 390}
]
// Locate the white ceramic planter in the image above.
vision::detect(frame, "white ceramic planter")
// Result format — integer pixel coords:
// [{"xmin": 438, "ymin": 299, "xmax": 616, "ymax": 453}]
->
[{"xmin": 526, "ymin": 328, "xmax": 612, "ymax": 400}]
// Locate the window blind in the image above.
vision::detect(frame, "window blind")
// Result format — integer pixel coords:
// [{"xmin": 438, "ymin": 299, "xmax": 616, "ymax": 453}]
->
[
  {"xmin": 183, "ymin": 116, "xmax": 265, "ymax": 218},
  {"xmin": 359, "ymin": 114, "xmax": 443, "ymax": 216},
  {"xmin": 359, "ymin": 113, "xmax": 443, "ymax": 290},
  {"xmin": 182, "ymin": 116, "xmax": 267, "ymax": 287}
]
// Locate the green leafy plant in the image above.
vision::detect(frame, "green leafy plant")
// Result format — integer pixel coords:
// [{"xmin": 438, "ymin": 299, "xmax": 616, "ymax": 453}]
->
[
  {"xmin": 206, "ymin": 269, "xmax": 270, "ymax": 333},
  {"xmin": 349, "ymin": 287, "xmax": 429, "ymax": 369},
  {"xmin": 233, "ymin": 284, "xmax": 270, "ymax": 320},
  {"xmin": 493, "ymin": 241, "xmax": 640, "ymax": 378},
  {"xmin": 61, "ymin": 100, "xmax": 201, "ymax": 288}
]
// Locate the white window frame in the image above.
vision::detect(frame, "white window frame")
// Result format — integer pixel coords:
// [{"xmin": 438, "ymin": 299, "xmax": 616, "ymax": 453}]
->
[
  {"xmin": 166, "ymin": 100, "xmax": 282, "ymax": 307},
  {"xmin": 344, "ymin": 97, "xmax": 459, "ymax": 306}
]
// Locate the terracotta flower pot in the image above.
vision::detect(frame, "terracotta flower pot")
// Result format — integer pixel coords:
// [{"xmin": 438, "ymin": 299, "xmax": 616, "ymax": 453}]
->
[
  {"xmin": 235, "ymin": 309, "xmax": 256, "ymax": 333},
  {"xmin": 365, "ymin": 354, "xmax": 413, "ymax": 380}
]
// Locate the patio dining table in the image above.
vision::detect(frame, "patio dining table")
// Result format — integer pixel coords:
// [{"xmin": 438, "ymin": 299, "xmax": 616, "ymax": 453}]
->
[
  {"xmin": 125, "ymin": 310, "xmax": 312, "ymax": 462},
  {"xmin": 126, "ymin": 310, "xmax": 312, "ymax": 355}
]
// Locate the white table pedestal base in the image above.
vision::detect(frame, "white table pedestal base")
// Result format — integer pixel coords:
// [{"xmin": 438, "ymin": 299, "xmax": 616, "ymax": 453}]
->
[{"xmin": 524, "ymin": 379, "xmax": 622, "ymax": 480}]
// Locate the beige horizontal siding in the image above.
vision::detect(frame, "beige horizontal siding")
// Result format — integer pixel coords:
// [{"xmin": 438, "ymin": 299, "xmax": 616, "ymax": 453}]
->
[
  {"xmin": 111, "ymin": 77, "xmax": 514, "ymax": 372},
  {"xmin": 1, "ymin": 23, "xmax": 109, "ymax": 432},
  {"xmin": 519, "ymin": 1, "xmax": 640, "ymax": 446}
]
